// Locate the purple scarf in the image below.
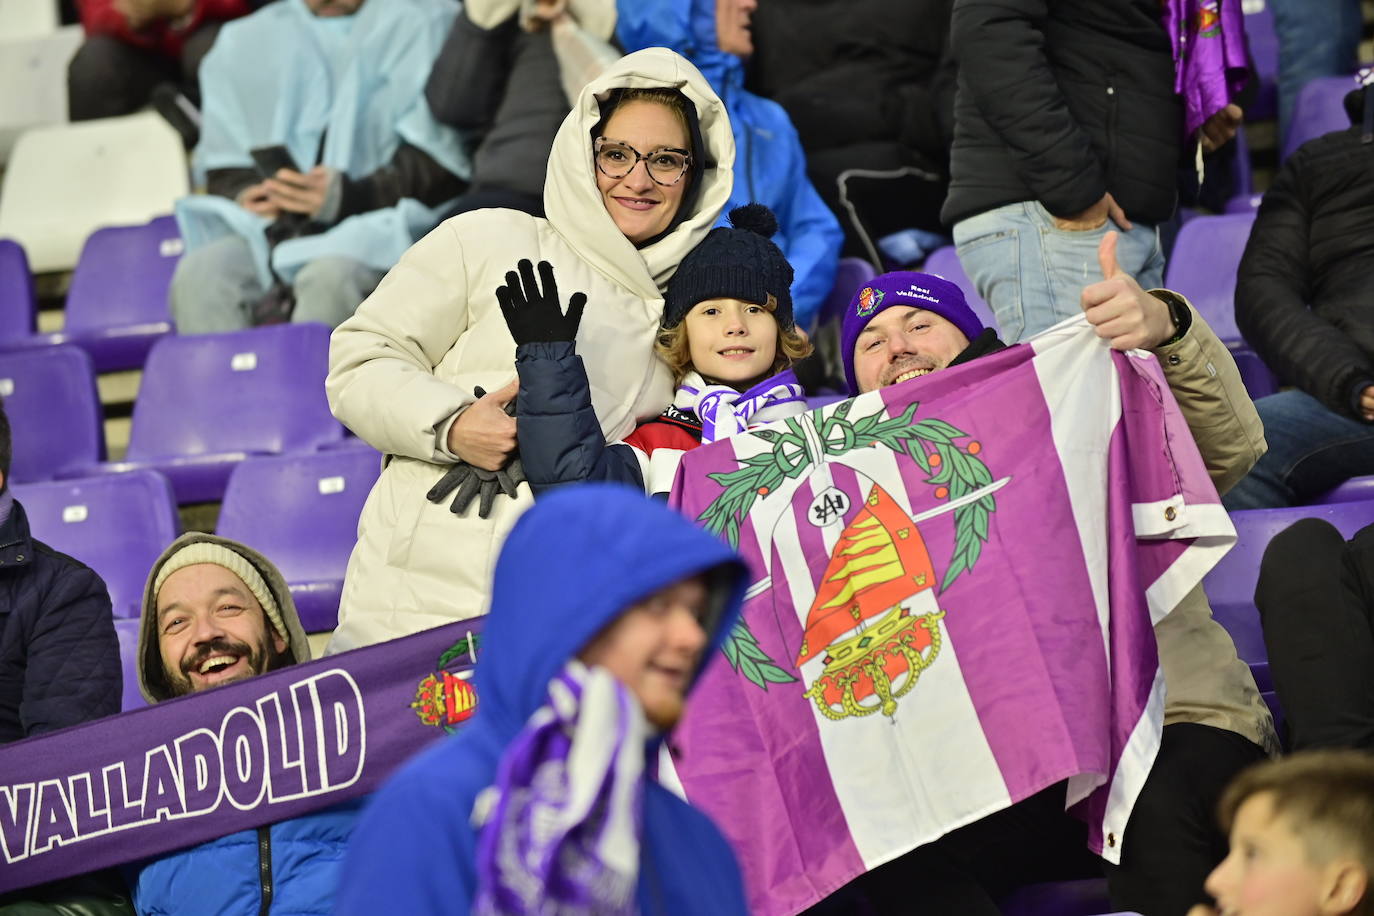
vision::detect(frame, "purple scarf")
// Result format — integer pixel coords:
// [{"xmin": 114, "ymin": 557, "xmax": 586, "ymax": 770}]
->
[
  {"xmin": 473, "ymin": 662, "xmax": 646, "ymax": 915},
  {"xmin": 1164, "ymin": 0, "xmax": 1250, "ymax": 137}
]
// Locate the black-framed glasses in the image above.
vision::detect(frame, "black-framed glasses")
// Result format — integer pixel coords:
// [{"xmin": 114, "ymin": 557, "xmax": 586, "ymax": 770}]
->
[{"xmin": 593, "ymin": 137, "xmax": 692, "ymax": 186}]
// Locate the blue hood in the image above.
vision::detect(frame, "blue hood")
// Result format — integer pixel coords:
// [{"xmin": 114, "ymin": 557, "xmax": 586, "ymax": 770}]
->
[
  {"xmin": 616, "ymin": 0, "xmax": 744, "ymax": 93},
  {"xmin": 474, "ymin": 483, "xmax": 748, "ymax": 741}
]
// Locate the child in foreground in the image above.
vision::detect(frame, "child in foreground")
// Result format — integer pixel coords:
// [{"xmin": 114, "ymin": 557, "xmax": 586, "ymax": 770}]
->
[
  {"xmin": 1189, "ymin": 750, "xmax": 1374, "ymax": 916},
  {"xmin": 498, "ymin": 202, "xmax": 814, "ymax": 496}
]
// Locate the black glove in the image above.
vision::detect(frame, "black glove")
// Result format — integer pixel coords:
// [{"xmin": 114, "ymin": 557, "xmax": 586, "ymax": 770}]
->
[
  {"xmin": 426, "ymin": 387, "xmax": 525, "ymax": 519},
  {"xmin": 496, "ymin": 259, "xmax": 587, "ymax": 345}
]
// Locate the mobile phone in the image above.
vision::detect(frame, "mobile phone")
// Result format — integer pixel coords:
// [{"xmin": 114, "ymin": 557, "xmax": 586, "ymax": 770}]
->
[{"xmin": 250, "ymin": 145, "xmax": 300, "ymax": 179}]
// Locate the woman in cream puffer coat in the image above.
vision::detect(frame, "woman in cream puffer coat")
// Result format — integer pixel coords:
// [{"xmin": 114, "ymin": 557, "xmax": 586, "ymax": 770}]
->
[{"xmin": 325, "ymin": 48, "xmax": 735, "ymax": 652}]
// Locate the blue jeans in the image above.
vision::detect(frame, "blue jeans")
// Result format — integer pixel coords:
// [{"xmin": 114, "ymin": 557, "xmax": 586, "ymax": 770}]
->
[
  {"xmin": 1269, "ymin": 0, "xmax": 1361, "ymax": 149},
  {"xmin": 169, "ymin": 235, "xmax": 384, "ymax": 334},
  {"xmin": 952, "ymin": 201, "xmax": 1165, "ymax": 342},
  {"xmin": 1223, "ymin": 389, "xmax": 1374, "ymax": 509}
]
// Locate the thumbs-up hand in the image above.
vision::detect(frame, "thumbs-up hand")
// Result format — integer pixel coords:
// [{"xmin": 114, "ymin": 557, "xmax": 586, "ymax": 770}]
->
[
  {"xmin": 1080, "ymin": 231, "xmax": 1176, "ymax": 351},
  {"xmin": 445, "ymin": 378, "xmax": 519, "ymax": 471}
]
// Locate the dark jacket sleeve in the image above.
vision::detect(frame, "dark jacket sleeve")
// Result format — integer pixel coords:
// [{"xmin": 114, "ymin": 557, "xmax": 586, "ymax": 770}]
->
[
  {"xmin": 23, "ymin": 553, "xmax": 120, "ymax": 737},
  {"xmin": 336, "ymin": 143, "xmax": 469, "ymax": 220},
  {"xmin": 425, "ymin": 11, "xmax": 519, "ymax": 131},
  {"xmin": 948, "ymin": 0, "xmax": 1105, "ymax": 217},
  {"xmin": 515, "ymin": 341, "xmax": 645, "ymax": 493},
  {"xmin": 1235, "ymin": 151, "xmax": 1374, "ymax": 419}
]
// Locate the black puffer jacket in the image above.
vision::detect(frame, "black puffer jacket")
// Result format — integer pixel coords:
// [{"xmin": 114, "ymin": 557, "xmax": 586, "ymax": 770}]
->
[
  {"xmin": 1236, "ymin": 89, "xmax": 1374, "ymax": 420},
  {"xmin": 941, "ymin": 0, "xmax": 1182, "ymax": 227},
  {"xmin": 746, "ymin": 0, "xmax": 956, "ymax": 168},
  {"xmin": 0, "ymin": 498, "xmax": 120, "ymax": 743}
]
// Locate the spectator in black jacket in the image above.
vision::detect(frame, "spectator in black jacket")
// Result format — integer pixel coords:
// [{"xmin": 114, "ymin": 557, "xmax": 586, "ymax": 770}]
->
[
  {"xmin": 1225, "ymin": 81, "xmax": 1374, "ymax": 510},
  {"xmin": 746, "ymin": 0, "xmax": 956, "ymax": 266},
  {"xmin": 0, "ymin": 400, "xmax": 120, "ymax": 744},
  {"xmin": 942, "ymin": 0, "xmax": 1240, "ymax": 342}
]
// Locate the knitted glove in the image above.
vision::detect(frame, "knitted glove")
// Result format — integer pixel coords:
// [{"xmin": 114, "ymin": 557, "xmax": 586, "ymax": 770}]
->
[
  {"xmin": 496, "ymin": 259, "xmax": 587, "ymax": 345},
  {"xmin": 426, "ymin": 387, "xmax": 525, "ymax": 519}
]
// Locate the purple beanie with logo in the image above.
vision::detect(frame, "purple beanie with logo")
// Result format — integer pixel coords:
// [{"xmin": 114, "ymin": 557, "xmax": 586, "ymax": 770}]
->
[{"xmin": 840, "ymin": 271, "xmax": 985, "ymax": 395}]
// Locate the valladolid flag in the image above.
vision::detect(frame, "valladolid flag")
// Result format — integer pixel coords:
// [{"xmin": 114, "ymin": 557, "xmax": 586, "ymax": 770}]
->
[
  {"xmin": 0, "ymin": 618, "xmax": 486, "ymax": 893},
  {"xmin": 667, "ymin": 317, "xmax": 1235, "ymax": 916}
]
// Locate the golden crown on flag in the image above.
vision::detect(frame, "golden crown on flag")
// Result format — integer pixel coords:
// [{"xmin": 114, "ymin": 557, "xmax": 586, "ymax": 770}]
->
[{"xmin": 798, "ymin": 481, "xmax": 946, "ymax": 721}]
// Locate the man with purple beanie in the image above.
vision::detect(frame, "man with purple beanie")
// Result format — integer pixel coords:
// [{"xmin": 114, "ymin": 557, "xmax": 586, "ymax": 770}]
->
[{"xmin": 830, "ymin": 234, "xmax": 1278, "ymax": 914}]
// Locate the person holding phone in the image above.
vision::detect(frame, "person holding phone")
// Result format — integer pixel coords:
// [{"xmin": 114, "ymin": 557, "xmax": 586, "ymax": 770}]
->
[{"xmin": 167, "ymin": 0, "xmax": 470, "ymax": 334}]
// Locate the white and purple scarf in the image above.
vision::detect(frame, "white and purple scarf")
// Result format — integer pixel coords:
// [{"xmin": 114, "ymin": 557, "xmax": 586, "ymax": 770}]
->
[
  {"xmin": 473, "ymin": 662, "xmax": 647, "ymax": 915},
  {"xmin": 676, "ymin": 369, "xmax": 806, "ymax": 444}
]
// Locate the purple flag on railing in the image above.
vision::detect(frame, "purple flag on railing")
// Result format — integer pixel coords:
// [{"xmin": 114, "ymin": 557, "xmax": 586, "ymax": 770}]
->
[
  {"xmin": 666, "ymin": 318, "xmax": 1236, "ymax": 916},
  {"xmin": 0, "ymin": 617, "xmax": 486, "ymax": 893},
  {"xmin": 1166, "ymin": 0, "xmax": 1251, "ymax": 136}
]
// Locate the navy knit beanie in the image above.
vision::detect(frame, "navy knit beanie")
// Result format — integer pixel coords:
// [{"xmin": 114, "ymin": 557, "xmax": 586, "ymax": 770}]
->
[{"xmin": 663, "ymin": 203, "xmax": 795, "ymax": 330}]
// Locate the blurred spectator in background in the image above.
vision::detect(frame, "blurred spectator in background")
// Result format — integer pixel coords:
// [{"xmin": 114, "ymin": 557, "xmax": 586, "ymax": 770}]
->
[
  {"xmin": 616, "ymin": 0, "xmax": 843, "ymax": 332},
  {"xmin": 1226, "ymin": 78, "xmax": 1374, "ymax": 510},
  {"xmin": 746, "ymin": 0, "xmax": 956, "ymax": 266},
  {"xmin": 128, "ymin": 533, "xmax": 359, "ymax": 915},
  {"xmin": 943, "ymin": 0, "xmax": 1241, "ymax": 342},
  {"xmin": 335, "ymin": 484, "xmax": 750, "ymax": 916},
  {"xmin": 168, "ymin": 0, "xmax": 469, "ymax": 334},
  {"xmin": 1270, "ymin": 0, "xmax": 1362, "ymax": 149},
  {"xmin": 0, "ymin": 399, "xmax": 120, "ymax": 745},
  {"xmin": 68, "ymin": 0, "xmax": 263, "ymax": 125},
  {"xmin": 425, "ymin": 0, "xmax": 619, "ymax": 219}
]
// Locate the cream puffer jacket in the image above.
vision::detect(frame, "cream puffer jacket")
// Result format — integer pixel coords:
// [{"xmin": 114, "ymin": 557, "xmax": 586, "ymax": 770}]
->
[{"xmin": 325, "ymin": 48, "xmax": 735, "ymax": 652}]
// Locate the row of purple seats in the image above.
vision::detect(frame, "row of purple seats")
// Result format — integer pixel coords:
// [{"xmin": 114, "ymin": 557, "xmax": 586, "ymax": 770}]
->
[
  {"xmin": 0, "ymin": 216, "xmax": 180, "ymax": 371},
  {"xmin": 1, "ymin": 322, "xmax": 343, "ymax": 501},
  {"xmin": 1282, "ymin": 75, "xmax": 1357, "ymax": 162},
  {"xmin": 16, "ymin": 446, "xmax": 378, "ymax": 631}
]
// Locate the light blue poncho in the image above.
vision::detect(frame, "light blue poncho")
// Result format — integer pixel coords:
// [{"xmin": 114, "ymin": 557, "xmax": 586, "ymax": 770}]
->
[{"xmin": 176, "ymin": 0, "xmax": 471, "ymax": 288}]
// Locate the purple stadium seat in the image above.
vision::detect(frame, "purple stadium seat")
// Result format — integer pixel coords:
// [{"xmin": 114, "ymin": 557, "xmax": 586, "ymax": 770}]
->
[
  {"xmin": 33, "ymin": 215, "xmax": 180, "ymax": 371},
  {"xmin": 215, "ymin": 448, "xmax": 381, "ymax": 633},
  {"xmin": 1314, "ymin": 475, "xmax": 1374, "ymax": 504},
  {"xmin": 11, "ymin": 470, "xmax": 179, "ymax": 619},
  {"xmin": 1282, "ymin": 75, "xmax": 1354, "ymax": 161},
  {"xmin": 114, "ymin": 618, "xmax": 146, "ymax": 711},
  {"xmin": 1163, "ymin": 212, "xmax": 1282, "ymax": 399},
  {"xmin": 1203, "ymin": 500, "xmax": 1374, "ymax": 667},
  {"xmin": 1243, "ymin": 4, "xmax": 1279, "ymax": 122},
  {"xmin": 0, "ymin": 344, "xmax": 104, "ymax": 483},
  {"xmin": 0, "ymin": 238, "xmax": 36, "ymax": 345},
  {"xmin": 922, "ymin": 245, "xmax": 1000, "ymax": 333},
  {"xmin": 1000, "ymin": 878, "xmax": 1112, "ymax": 916},
  {"xmin": 1164, "ymin": 212, "xmax": 1254, "ymax": 343},
  {"xmin": 97, "ymin": 322, "xmax": 344, "ymax": 503},
  {"xmin": 818, "ymin": 256, "xmax": 877, "ymax": 326}
]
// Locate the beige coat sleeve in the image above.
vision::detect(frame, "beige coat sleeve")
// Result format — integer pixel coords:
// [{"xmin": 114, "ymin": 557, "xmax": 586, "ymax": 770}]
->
[
  {"xmin": 326, "ymin": 222, "xmax": 476, "ymax": 464},
  {"xmin": 1149, "ymin": 290, "xmax": 1267, "ymax": 497}
]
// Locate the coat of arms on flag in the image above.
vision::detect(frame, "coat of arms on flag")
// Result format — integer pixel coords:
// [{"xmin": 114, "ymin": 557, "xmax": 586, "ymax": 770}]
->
[{"xmin": 694, "ymin": 401, "xmax": 1007, "ymax": 722}]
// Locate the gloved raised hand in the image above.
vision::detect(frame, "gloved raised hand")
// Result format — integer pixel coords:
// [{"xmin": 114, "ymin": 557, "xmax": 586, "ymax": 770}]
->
[
  {"xmin": 496, "ymin": 259, "xmax": 587, "ymax": 345},
  {"xmin": 427, "ymin": 386, "xmax": 526, "ymax": 519}
]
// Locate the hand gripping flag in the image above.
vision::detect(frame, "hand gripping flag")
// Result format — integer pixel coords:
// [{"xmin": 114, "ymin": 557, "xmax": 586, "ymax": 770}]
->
[{"xmin": 666, "ymin": 317, "xmax": 1237, "ymax": 915}]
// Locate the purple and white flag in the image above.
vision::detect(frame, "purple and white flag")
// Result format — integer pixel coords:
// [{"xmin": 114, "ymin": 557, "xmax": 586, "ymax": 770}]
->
[{"xmin": 667, "ymin": 318, "xmax": 1235, "ymax": 916}]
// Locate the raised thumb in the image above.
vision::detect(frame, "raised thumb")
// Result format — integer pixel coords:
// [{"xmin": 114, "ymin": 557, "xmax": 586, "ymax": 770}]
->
[
  {"xmin": 1098, "ymin": 231, "xmax": 1124, "ymax": 280},
  {"xmin": 493, "ymin": 377, "xmax": 520, "ymax": 404}
]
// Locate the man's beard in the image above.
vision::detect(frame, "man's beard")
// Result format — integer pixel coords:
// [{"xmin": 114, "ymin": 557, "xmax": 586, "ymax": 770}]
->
[
  {"xmin": 164, "ymin": 636, "xmax": 288, "ymax": 697},
  {"xmin": 878, "ymin": 353, "xmax": 941, "ymax": 390}
]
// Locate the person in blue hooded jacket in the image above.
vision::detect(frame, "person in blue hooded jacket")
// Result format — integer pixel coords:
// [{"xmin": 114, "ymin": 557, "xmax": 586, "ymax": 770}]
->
[
  {"xmin": 335, "ymin": 483, "xmax": 750, "ymax": 915},
  {"xmin": 616, "ymin": 0, "xmax": 843, "ymax": 333}
]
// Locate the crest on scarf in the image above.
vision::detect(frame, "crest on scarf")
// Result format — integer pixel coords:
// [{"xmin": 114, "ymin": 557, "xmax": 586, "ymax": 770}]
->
[
  {"xmin": 1197, "ymin": 0, "xmax": 1220, "ymax": 37},
  {"xmin": 696, "ymin": 399, "xmax": 1006, "ymax": 721},
  {"xmin": 856, "ymin": 286, "xmax": 884, "ymax": 317},
  {"xmin": 410, "ymin": 633, "xmax": 480, "ymax": 731}
]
